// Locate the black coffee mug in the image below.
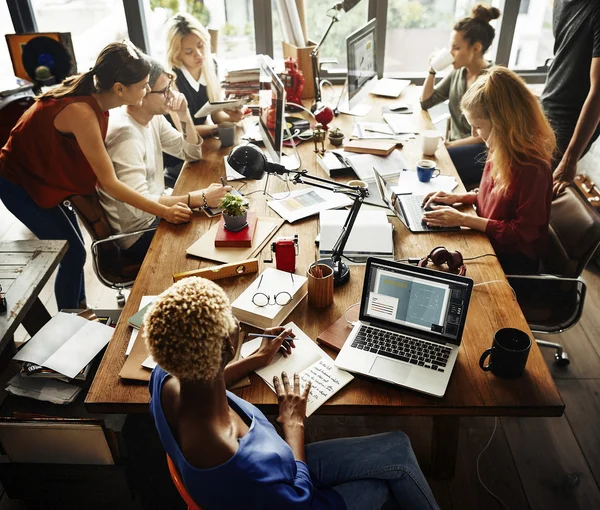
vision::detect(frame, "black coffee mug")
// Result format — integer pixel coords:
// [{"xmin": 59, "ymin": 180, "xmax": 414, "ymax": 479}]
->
[{"xmin": 479, "ymin": 328, "xmax": 532, "ymax": 378}]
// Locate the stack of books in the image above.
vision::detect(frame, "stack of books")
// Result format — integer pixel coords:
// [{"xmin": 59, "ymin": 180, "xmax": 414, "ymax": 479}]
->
[
  {"xmin": 221, "ymin": 58, "xmax": 260, "ymax": 98},
  {"xmin": 215, "ymin": 212, "xmax": 258, "ymax": 248}
]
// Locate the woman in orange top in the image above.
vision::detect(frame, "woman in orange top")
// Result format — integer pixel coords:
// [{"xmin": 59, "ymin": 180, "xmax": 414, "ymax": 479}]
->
[{"xmin": 0, "ymin": 42, "xmax": 192, "ymax": 310}]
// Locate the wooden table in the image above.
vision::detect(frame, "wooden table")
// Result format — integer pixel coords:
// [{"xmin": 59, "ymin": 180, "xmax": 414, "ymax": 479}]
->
[
  {"xmin": 86, "ymin": 92, "xmax": 564, "ymax": 478},
  {"xmin": 0, "ymin": 240, "xmax": 68, "ymax": 352}
]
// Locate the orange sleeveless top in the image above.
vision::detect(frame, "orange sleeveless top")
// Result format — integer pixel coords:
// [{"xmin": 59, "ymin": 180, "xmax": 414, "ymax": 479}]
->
[{"xmin": 0, "ymin": 95, "xmax": 108, "ymax": 208}]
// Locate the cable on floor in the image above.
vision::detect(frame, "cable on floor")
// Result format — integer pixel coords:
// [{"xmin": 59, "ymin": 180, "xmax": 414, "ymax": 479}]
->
[{"xmin": 476, "ymin": 417, "xmax": 510, "ymax": 510}]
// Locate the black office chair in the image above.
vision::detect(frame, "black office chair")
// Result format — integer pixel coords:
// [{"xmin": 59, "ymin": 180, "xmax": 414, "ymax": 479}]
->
[
  {"xmin": 507, "ymin": 186, "xmax": 600, "ymax": 366},
  {"xmin": 63, "ymin": 193, "xmax": 157, "ymax": 306}
]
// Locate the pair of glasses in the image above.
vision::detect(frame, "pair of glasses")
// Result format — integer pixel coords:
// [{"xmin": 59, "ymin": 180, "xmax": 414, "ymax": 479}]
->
[
  {"xmin": 148, "ymin": 79, "xmax": 173, "ymax": 100},
  {"xmin": 113, "ymin": 39, "xmax": 140, "ymax": 84},
  {"xmin": 252, "ymin": 273, "xmax": 294, "ymax": 307}
]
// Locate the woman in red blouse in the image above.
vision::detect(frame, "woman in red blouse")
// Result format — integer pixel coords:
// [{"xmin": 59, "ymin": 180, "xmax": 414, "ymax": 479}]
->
[{"xmin": 423, "ymin": 66, "xmax": 556, "ymax": 274}]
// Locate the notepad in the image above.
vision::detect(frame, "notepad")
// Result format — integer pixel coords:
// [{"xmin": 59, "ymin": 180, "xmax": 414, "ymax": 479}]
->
[{"xmin": 240, "ymin": 322, "xmax": 354, "ymax": 416}]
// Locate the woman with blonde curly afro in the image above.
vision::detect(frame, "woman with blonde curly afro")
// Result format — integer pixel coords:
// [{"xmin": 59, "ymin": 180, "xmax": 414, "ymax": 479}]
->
[{"xmin": 146, "ymin": 277, "xmax": 439, "ymax": 510}]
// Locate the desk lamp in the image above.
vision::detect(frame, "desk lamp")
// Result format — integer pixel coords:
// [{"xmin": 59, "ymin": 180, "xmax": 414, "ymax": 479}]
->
[
  {"xmin": 227, "ymin": 145, "xmax": 368, "ymax": 286},
  {"xmin": 311, "ymin": 0, "xmax": 363, "ymax": 111}
]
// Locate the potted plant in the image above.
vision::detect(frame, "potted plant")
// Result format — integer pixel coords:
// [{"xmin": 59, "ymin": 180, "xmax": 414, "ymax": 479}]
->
[
  {"xmin": 328, "ymin": 127, "xmax": 345, "ymax": 147},
  {"xmin": 219, "ymin": 193, "xmax": 249, "ymax": 231}
]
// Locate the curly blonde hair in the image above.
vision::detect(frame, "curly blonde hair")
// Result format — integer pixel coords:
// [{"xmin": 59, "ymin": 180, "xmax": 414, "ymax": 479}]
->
[{"xmin": 144, "ymin": 277, "xmax": 237, "ymax": 381}]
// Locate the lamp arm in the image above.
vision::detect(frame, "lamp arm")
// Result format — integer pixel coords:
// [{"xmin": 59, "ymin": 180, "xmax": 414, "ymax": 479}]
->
[
  {"xmin": 290, "ymin": 170, "xmax": 366, "ymax": 196},
  {"xmin": 330, "ymin": 194, "xmax": 365, "ymax": 266},
  {"xmin": 311, "ymin": 14, "xmax": 340, "ymax": 105}
]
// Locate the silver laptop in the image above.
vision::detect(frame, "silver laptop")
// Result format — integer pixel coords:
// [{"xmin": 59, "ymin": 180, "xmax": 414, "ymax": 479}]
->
[
  {"xmin": 335, "ymin": 257, "xmax": 473, "ymax": 397},
  {"xmin": 373, "ymin": 168, "xmax": 460, "ymax": 233}
]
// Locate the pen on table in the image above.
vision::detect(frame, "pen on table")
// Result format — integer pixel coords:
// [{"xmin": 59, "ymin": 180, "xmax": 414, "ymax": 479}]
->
[
  {"xmin": 248, "ymin": 333, "xmax": 296, "ymax": 342},
  {"xmin": 363, "ymin": 128, "xmax": 395, "ymax": 136}
]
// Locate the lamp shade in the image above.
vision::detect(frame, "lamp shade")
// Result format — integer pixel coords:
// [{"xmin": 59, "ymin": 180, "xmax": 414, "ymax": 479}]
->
[{"xmin": 226, "ymin": 144, "xmax": 267, "ymax": 180}]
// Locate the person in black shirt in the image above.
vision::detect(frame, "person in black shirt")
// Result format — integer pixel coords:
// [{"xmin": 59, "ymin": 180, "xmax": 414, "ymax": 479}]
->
[{"xmin": 541, "ymin": 0, "xmax": 600, "ymax": 195}]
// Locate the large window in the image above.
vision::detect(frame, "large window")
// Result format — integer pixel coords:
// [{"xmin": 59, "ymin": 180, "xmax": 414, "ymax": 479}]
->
[
  {"xmin": 30, "ymin": 0, "xmax": 129, "ymax": 72},
  {"xmin": 384, "ymin": 0, "xmax": 501, "ymax": 74},
  {"xmin": 509, "ymin": 0, "xmax": 554, "ymax": 70},
  {"xmin": 1, "ymin": 1, "xmax": 15, "ymax": 78},
  {"xmin": 146, "ymin": 0, "xmax": 255, "ymax": 65},
  {"xmin": 272, "ymin": 0, "xmax": 368, "ymax": 72}
]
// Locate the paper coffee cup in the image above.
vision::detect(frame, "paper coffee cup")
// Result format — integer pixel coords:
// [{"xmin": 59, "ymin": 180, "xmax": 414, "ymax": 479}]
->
[{"xmin": 430, "ymin": 49, "xmax": 454, "ymax": 72}]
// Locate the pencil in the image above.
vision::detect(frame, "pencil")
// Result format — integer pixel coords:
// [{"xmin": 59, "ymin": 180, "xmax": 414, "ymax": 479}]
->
[{"xmin": 247, "ymin": 334, "xmax": 296, "ymax": 341}]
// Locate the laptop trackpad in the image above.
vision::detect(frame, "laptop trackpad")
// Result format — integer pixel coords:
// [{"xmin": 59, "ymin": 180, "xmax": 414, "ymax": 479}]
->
[{"xmin": 369, "ymin": 357, "xmax": 410, "ymax": 384}]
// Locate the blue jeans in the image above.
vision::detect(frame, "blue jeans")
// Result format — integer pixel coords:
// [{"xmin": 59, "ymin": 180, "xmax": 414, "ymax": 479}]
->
[
  {"xmin": 305, "ymin": 431, "xmax": 439, "ymax": 510},
  {"xmin": 0, "ymin": 176, "xmax": 86, "ymax": 310},
  {"xmin": 447, "ymin": 143, "xmax": 488, "ymax": 188}
]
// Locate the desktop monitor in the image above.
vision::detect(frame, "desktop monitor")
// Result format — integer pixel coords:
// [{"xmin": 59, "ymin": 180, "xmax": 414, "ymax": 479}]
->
[
  {"xmin": 346, "ymin": 18, "xmax": 378, "ymax": 112},
  {"xmin": 258, "ymin": 56, "xmax": 286, "ymax": 164}
]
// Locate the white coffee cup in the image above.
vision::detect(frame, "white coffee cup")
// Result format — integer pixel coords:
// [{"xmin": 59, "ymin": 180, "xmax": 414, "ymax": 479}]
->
[
  {"xmin": 430, "ymin": 48, "xmax": 454, "ymax": 73},
  {"xmin": 421, "ymin": 129, "xmax": 445, "ymax": 156}
]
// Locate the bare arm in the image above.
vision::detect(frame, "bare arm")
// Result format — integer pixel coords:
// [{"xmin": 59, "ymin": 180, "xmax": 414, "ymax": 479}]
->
[
  {"xmin": 55, "ymin": 102, "xmax": 192, "ymax": 224},
  {"xmin": 553, "ymin": 57, "xmax": 600, "ymax": 194},
  {"xmin": 421, "ymin": 70, "xmax": 437, "ymax": 102}
]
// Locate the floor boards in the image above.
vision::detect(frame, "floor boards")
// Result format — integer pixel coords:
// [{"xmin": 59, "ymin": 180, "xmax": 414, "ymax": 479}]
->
[{"xmin": 1, "ymin": 205, "xmax": 600, "ymax": 509}]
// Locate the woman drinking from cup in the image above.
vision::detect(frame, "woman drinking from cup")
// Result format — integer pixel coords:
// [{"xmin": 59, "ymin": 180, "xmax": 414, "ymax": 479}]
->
[
  {"xmin": 422, "ymin": 66, "xmax": 556, "ymax": 275},
  {"xmin": 420, "ymin": 4, "xmax": 501, "ymax": 187}
]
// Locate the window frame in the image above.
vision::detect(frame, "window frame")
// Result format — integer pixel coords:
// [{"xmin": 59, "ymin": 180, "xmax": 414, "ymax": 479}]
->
[{"xmin": 7, "ymin": 0, "xmax": 550, "ymax": 83}]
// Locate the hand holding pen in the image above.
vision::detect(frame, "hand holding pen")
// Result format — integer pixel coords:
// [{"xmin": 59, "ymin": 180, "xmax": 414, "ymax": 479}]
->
[{"xmin": 248, "ymin": 327, "xmax": 296, "ymax": 362}]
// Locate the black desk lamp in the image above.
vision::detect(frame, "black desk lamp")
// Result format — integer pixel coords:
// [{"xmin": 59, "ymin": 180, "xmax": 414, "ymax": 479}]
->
[
  {"xmin": 311, "ymin": 0, "xmax": 362, "ymax": 110},
  {"xmin": 227, "ymin": 144, "xmax": 368, "ymax": 286}
]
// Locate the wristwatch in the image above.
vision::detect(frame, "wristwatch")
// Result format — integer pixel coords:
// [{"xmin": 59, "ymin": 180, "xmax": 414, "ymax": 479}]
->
[{"xmin": 429, "ymin": 68, "xmax": 437, "ymax": 76}]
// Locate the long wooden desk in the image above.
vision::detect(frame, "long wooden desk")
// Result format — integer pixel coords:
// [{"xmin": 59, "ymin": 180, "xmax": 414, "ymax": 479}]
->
[{"xmin": 86, "ymin": 93, "xmax": 563, "ymax": 478}]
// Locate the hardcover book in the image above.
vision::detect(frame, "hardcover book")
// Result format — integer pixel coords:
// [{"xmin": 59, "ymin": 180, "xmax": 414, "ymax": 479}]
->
[{"xmin": 215, "ymin": 212, "xmax": 258, "ymax": 248}]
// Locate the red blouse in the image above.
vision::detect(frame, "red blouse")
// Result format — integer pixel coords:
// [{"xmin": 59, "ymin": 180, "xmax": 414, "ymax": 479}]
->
[
  {"xmin": 0, "ymin": 95, "xmax": 108, "ymax": 208},
  {"xmin": 476, "ymin": 160, "xmax": 552, "ymax": 261}
]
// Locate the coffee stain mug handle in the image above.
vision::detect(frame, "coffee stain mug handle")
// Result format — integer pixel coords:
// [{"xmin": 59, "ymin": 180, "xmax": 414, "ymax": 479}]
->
[
  {"xmin": 431, "ymin": 168, "xmax": 441, "ymax": 179},
  {"xmin": 479, "ymin": 348, "xmax": 493, "ymax": 371}
]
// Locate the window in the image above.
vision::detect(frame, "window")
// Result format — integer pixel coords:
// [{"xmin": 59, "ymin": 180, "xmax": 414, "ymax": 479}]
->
[
  {"xmin": 384, "ymin": 0, "xmax": 501, "ymax": 74},
  {"xmin": 272, "ymin": 0, "xmax": 368, "ymax": 72},
  {"xmin": 30, "ymin": 0, "xmax": 129, "ymax": 72},
  {"xmin": 146, "ymin": 0, "xmax": 256, "ymax": 63},
  {"xmin": 509, "ymin": 0, "xmax": 554, "ymax": 70},
  {"xmin": 1, "ymin": 1, "xmax": 15, "ymax": 78}
]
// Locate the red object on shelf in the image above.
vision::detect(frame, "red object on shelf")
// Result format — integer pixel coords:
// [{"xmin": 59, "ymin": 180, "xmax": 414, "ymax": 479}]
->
[{"xmin": 215, "ymin": 212, "xmax": 258, "ymax": 248}]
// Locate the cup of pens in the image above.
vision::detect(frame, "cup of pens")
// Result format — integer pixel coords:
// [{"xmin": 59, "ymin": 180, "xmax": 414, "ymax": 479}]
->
[{"xmin": 307, "ymin": 263, "xmax": 334, "ymax": 308}]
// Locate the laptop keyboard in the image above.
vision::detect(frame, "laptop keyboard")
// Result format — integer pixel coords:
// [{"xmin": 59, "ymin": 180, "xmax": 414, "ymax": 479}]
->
[
  {"xmin": 401, "ymin": 195, "xmax": 445, "ymax": 232},
  {"xmin": 351, "ymin": 325, "xmax": 452, "ymax": 372}
]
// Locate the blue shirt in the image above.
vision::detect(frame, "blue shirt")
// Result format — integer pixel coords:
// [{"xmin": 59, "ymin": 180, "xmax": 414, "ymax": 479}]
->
[{"xmin": 149, "ymin": 366, "xmax": 346, "ymax": 510}]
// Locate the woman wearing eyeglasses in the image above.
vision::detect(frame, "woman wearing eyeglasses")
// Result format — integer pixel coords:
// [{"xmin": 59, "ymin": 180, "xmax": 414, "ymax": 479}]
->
[
  {"xmin": 146, "ymin": 277, "xmax": 439, "ymax": 510},
  {"xmin": 0, "ymin": 42, "xmax": 193, "ymax": 310}
]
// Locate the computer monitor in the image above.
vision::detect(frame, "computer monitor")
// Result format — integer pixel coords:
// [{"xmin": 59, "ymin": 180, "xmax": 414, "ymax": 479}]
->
[
  {"xmin": 258, "ymin": 56, "xmax": 286, "ymax": 164},
  {"xmin": 346, "ymin": 18, "xmax": 377, "ymax": 114}
]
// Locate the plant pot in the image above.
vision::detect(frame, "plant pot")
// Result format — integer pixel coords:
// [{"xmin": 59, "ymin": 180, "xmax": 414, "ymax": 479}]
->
[
  {"xmin": 329, "ymin": 135, "xmax": 344, "ymax": 147},
  {"xmin": 223, "ymin": 211, "xmax": 248, "ymax": 232}
]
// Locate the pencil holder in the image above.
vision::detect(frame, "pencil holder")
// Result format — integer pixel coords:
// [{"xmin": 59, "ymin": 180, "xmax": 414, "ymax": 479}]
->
[{"xmin": 307, "ymin": 263, "xmax": 334, "ymax": 308}]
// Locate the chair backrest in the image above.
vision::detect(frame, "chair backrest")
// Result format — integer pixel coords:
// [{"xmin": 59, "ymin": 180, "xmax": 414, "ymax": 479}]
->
[
  {"xmin": 66, "ymin": 193, "xmax": 142, "ymax": 284},
  {"xmin": 544, "ymin": 186, "xmax": 600, "ymax": 278},
  {"xmin": 166, "ymin": 454, "xmax": 202, "ymax": 510}
]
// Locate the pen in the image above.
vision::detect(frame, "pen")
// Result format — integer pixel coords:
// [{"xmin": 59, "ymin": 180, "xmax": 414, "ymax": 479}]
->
[
  {"xmin": 220, "ymin": 177, "xmax": 227, "ymax": 187},
  {"xmin": 248, "ymin": 333, "xmax": 296, "ymax": 341},
  {"xmin": 364, "ymin": 128, "xmax": 394, "ymax": 136}
]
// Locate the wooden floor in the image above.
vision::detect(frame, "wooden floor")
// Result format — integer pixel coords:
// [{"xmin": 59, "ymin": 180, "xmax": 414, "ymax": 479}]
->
[{"xmin": 1, "ymin": 199, "xmax": 599, "ymax": 510}]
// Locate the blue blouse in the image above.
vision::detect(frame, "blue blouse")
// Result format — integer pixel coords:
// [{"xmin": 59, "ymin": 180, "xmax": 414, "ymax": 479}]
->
[{"xmin": 149, "ymin": 366, "xmax": 346, "ymax": 510}]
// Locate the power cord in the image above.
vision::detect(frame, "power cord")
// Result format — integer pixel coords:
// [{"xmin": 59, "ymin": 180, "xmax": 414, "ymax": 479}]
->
[
  {"xmin": 476, "ymin": 417, "xmax": 510, "ymax": 510},
  {"xmin": 473, "ymin": 280, "xmax": 516, "ymax": 299},
  {"xmin": 343, "ymin": 302, "xmax": 361, "ymax": 327},
  {"xmin": 464, "ymin": 253, "xmax": 497, "ymax": 261}
]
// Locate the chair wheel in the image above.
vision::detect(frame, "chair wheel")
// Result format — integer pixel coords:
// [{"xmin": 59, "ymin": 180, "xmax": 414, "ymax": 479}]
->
[
  {"xmin": 555, "ymin": 352, "xmax": 570, "ymax": 367},
  {"xmin": 117, "ymin": 294, "xmax": 126, "ymax": 307}
]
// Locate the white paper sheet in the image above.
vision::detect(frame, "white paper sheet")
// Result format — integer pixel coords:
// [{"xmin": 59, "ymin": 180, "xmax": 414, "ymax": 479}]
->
[
  {"xmin": 13, "ymin": 313, "xmax": 113, "ymax": 379},
  {"xmin": 344, "ymin": 150, "xmax": 409, "ymax": 183},
  {"xmin": 267, "ymin": 188, "xmax": 353, "ymax": 223},
  {"xmin": 394, "ymin": 170, "xmax": 458, "ymax": 195}
]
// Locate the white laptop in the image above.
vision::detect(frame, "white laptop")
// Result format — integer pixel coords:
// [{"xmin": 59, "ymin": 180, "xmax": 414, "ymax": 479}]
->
[{"xmin": 334, "ymin": 257, "xmax": 473, "ymax": 397}]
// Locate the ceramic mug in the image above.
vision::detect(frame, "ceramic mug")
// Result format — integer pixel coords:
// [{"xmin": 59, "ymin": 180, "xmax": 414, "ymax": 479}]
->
[
  {"xmin": 216, "ymin": 122, "xmax": 236, "ymax": 147},
  {"xmin": 420, "ymin": 129, "xmax": 445, "ymax": 156},
  {"xmin": 479, "ymin": 328, "xmax": 532, "ymax": 378},
  {"xmin": 416, "ymin": 160, "xmax": 441, "ymax": 183}
]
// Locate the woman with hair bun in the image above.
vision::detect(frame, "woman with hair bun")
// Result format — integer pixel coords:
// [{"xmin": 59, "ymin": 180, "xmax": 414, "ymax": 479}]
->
[
  {"xmin": 421, "ymin": 4, "xmax": 501, "ymax": 187},
  {"xmin": 147, "ymin": 277, "xmax": 439, "ymax": 510},
  {"xmin": 0, "ymin": 42, "xmax": 193, "ymax": 310},
  {"xmin": 422, "ymin": 66, "xmax": 556, "ymax": 275}
]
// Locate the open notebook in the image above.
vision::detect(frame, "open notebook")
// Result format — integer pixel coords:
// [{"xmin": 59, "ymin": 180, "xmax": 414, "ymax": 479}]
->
[{"xmin": 240, "ymin": 322, "xmax": 353, "ymax": 416}]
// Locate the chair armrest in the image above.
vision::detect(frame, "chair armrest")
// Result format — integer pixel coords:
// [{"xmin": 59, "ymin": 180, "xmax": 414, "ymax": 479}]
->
[{"xmin": 91, "ymin": 226, "xmax": 158, "ymax": 248}]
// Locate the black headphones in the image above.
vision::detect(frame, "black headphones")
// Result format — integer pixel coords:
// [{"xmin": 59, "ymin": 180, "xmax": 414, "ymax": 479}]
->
[{"xmin": 418, "ymin": 246, "xmax": 467, "ymax": 276}]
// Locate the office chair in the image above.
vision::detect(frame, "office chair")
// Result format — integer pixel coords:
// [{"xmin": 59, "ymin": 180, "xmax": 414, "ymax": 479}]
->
[
  {"xmin": 63, "ymin": 193, "xmax": 157, "ymax": 306},
  {"xmin": 507, "ymin": 186, "xmax": 600, "ymax": 366},
  {"xmin": 167, "ymin": 454, "xmax": 202, "ymax": 510}
]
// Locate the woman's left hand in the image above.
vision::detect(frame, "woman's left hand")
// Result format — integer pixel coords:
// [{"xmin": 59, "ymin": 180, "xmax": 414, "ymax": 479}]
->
[
  {"xmin": 422, "ymin": 205, "xmax": 465, "ymax": 227},
  {"xmin": 223, "ymin": 108, "xmax": 245, "ymax": 123},
  {"xmin": 253, "ymin": 327, "xmax": 295, "ymax": 366}
]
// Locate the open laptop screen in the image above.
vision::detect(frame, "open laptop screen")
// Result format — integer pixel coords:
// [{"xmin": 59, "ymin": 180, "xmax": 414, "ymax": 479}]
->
[{"xmin": 360, "ymin": 259, "xmax": 472, "ymax": 345}]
